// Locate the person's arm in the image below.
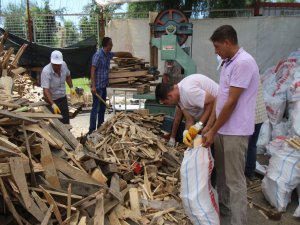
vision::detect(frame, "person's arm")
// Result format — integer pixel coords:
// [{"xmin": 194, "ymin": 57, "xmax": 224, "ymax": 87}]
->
[
  {"xmin": 66, "ymin": 75, "xmax": 73, "ymax": 89},
  {"xmin": 90, "ymin": 65, "xmax": 97, "ymax": 94},
  {"xmin": 170, "ymin": 106, "xmax": 183, "ymax": 139},
  {"xmin": 182, "ymin": 109, "xmax": 194, "ymax": 129},
  {"xmin": 198, "ymin": 92, "xmax": 215, "ymax": 125},
  {"xmin": 201, "ymin": 99, "xmax": 217, "ymax": 135},
  {"xmin": 203, "ymin": 86, "xmax": 244, "ymax": 147},
  {"xmin": 114, "ymin": 52, "xmax": 133, "ymax": 58},
  {"xmin": 43, "ymin": 88, "xmax": 54, "ymax": 105}
]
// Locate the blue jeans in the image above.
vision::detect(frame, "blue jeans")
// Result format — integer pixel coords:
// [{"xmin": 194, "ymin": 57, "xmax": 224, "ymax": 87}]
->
[
  {"xmin": 89, "ymin": 88, "xmax": 107, "ymax": 133},
  {"xmin": 245, "ymin": 123, "xmax": 263, "ymax": 178}
]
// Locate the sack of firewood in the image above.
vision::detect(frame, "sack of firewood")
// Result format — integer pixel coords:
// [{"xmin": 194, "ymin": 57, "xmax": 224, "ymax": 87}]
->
[{"xmin": 180, "ymin": 135, "xmax": 220, "ymax": 225}]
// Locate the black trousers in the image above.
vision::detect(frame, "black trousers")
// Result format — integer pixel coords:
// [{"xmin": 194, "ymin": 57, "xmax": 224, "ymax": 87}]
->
[{"xmin": 50, "ymin": 96, "xmax": 70, "ymax": 124}]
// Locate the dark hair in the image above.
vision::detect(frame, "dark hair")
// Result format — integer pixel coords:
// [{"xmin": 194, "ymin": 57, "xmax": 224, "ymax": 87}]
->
[
  {"xmin": 155, "ymin": 83, "xmax": 174, "ymax": 102},
  {"xmin": 102, "ymin": 37, "xmax": 112, "ymax": 47},
  {"xmin": 210, "ymin": 25, "xmax": 238, "ymax": 45}
]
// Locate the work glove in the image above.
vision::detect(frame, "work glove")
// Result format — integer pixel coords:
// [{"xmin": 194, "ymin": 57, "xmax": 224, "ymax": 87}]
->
[
  {"xmin": 52, "ymin": 103, "xmax": 61, "ymax": 114},
  {"xmin": 167, "ymin": 137, "xmax": 176, "ymax": 147},
  {"xmin": 183, "ymin": 122, "xmax": 203, "ymax": 147},
  {"xmin": 70, "ymin": 87, "xmax": 77, "ymax": 97}
]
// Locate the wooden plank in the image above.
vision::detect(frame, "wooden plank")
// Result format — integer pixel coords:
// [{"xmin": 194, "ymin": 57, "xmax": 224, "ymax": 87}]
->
[
  {"xmin": 93, "ymin": 193, "xmax": 104, "ymax": 225},
  {"xmin": 109, "ymin": 77, "xmax": 137, "ymax": 84},
  {"xmin": 129, "ymin": 188, "xmax": 141, "ymax": 216},
  {"xmin": 0, "ymin": 160, "xmax": 44, "ymax": 177},
  {"xmin": 0, "ymin": 145, "xmax": 21, "ymax": 157},
  {"xmin": 108, "ymin": 210, "xmax": 122, "ymax": 225},
  {"xmin": 41, "ymin": 204, "xmax": 54, "ymax": 225},
  {"xmin": 0, "ymin": 109, "xmax": 38, "ymax": 123},
  {"xmin": 78, "ymin": 216, "xmax": 87, "ymax": 225},
  {"xmin": 31, "ymin": 191, "xmax": 49, "ymax": 213},
  {"xmin": 59, "ymin": 178, "xmax": 104, "ymax": 197},
  {"xmin": 91, "ymin": 168, "xmax": 108, "ymax": 185},
  {"xmin": 30, "ymin": 187, "xmax": 83, "ymax": 200},
  {"xmin": 11, "ymin": 67, "xmax": 27, "ymax": 76},
  {"xmin": 10, "ymin": 44, "xmax": 28, "ymax": 67},
  {"xmin": 22, "ymin": 123, "xmax": 37, "ymax": 186},
  {"xmin": 114, "ymin": 204, "xmax": 149, "ymax": 224},
  {"xmin": 25, "ymin": 124, "xmax": 62, "ymax": 148},
  {"xmin": 39, "ymin": 120, "xmax": 72, "ymax": 150},
  {"xmin": 40, "ymin": 185, "xmax": 63, "ymax": 225},
  {"xmin": 49, "ymin": 118, "xmax": 79, "ymax": 148},
  {"xmin": 109, "ymin": 71, "xmax": 148, "ymax": 79},
  {"xmin": 69, "ymin": 211, "xmax": 80, "ymax": 225},
  {"xmin": 0, "ymin": 136, "xmax": 21, "ymax": 152},
  {"xmin": 0, "ymin": 177, "xmax": 23, "ymax": 225},
  {"xmin": 9, "ymin": 157, "xmax": 31, "ymax": 209},
  {"xmin": 109, "ymin": 173, "xmax": 122, "ymax": 202},
  {"xmin": 67, "ymin": 183, "xmax": 72, "ymax": 219},
  {"xmin": 16, "ymin": 112, "xmax": 62, "ymax": 119},
  {"xmin": 53, "ymin": 155, "xmax": 100, "ymax": 185},
  {"xmin": 0, "ymin": 101, "xmax": 21, "ymax": 108},
  {"xmin": 41, "ymin": 139, "xmax": 61, "ymax": 189}
]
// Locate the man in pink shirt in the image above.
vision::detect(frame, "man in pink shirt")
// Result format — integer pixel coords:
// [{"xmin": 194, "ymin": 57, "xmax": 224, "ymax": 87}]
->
[{"xmin": 203, "ymin": 25, "xmax": 259, "ymax": 225}]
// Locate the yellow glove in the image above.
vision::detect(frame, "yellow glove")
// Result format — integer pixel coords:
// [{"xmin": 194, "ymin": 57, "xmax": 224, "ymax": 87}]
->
[
  {"xmin": 183, "ymin": 122, "xmax": 203, "ymax": 147},
  {"xmin": 70, "ymin": 87, "xmax": 77, "ymax": 97},
  {"xmin": 52, "ymin": 103, "xmax": 61, "ymax": 114}
]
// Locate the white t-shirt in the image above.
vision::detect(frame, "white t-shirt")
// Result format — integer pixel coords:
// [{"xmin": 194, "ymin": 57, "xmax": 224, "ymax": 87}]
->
[{"xmin": 178, "ymin": 74, "xmax": 219, "ymax": 119}]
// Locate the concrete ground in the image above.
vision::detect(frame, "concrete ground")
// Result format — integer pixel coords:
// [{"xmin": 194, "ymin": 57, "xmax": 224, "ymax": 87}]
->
[{"xmin": 70, "ymin": 112, "xmax": 300, "ymax": 225}]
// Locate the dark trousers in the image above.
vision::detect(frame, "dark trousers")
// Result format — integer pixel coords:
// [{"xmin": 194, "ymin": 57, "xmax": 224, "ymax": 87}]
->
[
  {"xmin": 49, "ymin": 96, "xmax": 70, "ymax": 124},
  {"xmin": 89, "ymin": 88, "xmax": 107, "ymax": 133},
  {"xmin": 245, "ymin": 123, "xmax": 263, "ymax": 178}
]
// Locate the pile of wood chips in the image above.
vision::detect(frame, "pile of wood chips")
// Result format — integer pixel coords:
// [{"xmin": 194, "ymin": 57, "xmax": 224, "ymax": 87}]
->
[{"xmin": 109, "ymin": 57, "xmax": 155, "ymax": 89}]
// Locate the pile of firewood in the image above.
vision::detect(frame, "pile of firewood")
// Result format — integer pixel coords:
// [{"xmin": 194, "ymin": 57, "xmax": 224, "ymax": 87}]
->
[{"xmin": 109, "ymin": 57, "xmax": 155, "ymax": 89}]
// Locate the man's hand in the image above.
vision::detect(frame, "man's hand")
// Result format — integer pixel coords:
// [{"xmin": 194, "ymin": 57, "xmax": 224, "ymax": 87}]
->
[
  {"xmin": 201, "ymin": 124, "xmax": 211, "ymax": 135},
  {"xmin": 167, "ymin": 137, "xmax": 176, "ymax": 147},
  {"xmin": 70, "ymin": 87, "xmax": 77, "ymax": 97},
  {"xmin": 91, "ymin": 86, "xmax": 97, "ymax": 95},
  {"xmin": 202, "ymin": 129, "xmax": 215, "ymax": 148},
  {"xmin": 52, "ymin": 103, "xmax": 61, "ymax": 114},
  {"xmin": 183, "ymin": 122, "xmax": 203, "ymax": 147}
]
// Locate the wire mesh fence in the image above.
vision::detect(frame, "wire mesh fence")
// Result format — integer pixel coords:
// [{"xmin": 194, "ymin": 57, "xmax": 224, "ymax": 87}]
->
[{"xmin": 0, "ymin": 13, "xmax": 100, "ymax": 48}]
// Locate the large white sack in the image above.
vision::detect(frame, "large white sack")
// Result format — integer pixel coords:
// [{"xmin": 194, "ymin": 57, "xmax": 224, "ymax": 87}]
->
[
  {"xmin": 271, "ymin": 119, "xmax": 291, "ymax": 140},
  {"xmin": 265, "ymin": 92, "xmax": 286, "ymax": 125},
  {"xmin": 266, "ymin": 136, "xmax": 286, "ymax": 156},
  {"xmin": 262, "ymin": 144, "xmax": 300, "ymax": 212},
  {"xmin": 180, "ymin": 136, "xmax": 220, "ymax": 225},
  {"xmin": 257, "ymin": 120, "xmax": 272, "ymax": 154}
]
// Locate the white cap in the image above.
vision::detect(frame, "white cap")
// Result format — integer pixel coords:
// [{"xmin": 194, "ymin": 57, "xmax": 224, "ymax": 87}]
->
[{"xmin": 51, "ymin": 50, "xmax": 63, "ymax": 64}]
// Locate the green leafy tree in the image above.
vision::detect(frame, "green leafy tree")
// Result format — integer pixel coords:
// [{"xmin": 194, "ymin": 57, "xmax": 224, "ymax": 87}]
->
[
  {"xmin": 3, "ymin": 3, "xmax": 26, "ymax": 39},
  {"xmin": 31, "ymin": 0, "xmax": 61, "ymax": 46},
  {"xmin": 64, "ymin": 21, "xmax": 79, "ymax": 46},
  {"xmin": 80, "ymin": 0, "xmax": 121, "ymax": 45}
]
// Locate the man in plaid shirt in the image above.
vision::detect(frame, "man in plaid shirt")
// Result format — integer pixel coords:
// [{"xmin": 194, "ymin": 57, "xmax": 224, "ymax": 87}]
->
[{"xmin": 89, "ymin": 37, "xmax": 132, "ymax": 134}]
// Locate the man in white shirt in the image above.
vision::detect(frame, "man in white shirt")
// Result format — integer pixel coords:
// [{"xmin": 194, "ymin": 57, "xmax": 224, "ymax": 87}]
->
[
  {"xmin": 155, "ymin": 74, "xmax": 219, "ymax": 146},
  {"xmin": 41, "ymin": 50, "xmax": 76, "ymax": 124}
]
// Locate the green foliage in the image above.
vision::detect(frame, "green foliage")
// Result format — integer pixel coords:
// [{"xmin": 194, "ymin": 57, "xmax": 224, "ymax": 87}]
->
[
  {"xmin": 3, "ymin": 3, "xmax": 26, "ymax": 39},
  {"xmin": 31, "ymin": 0, "xmax": 59, "ymax": 46},
  {"xmin": 64, "ymin": 21, "xmax": 79, "ymax": 46},
  {"xmin": 79, "ymin": 15, "xmax": 98, "ymax": 40}
]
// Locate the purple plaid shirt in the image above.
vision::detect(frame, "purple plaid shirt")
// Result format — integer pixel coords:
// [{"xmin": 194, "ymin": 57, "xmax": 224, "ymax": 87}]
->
[{"xmin": 92, "ymin": 48, "xmax": 114, "ymax": 89}]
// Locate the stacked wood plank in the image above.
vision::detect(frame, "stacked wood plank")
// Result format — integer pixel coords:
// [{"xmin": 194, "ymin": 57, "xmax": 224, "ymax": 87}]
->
[{"xmin": 109, "ymin": 57, "xmax": 155, "ymax": 89}]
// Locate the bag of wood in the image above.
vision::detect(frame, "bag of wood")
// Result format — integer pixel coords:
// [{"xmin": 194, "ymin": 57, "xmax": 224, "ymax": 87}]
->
[
  {"xmin": 264, "ymin": 92, "xmax": 286, "ymax": 125},
  {"xmin": 180, "ymin": 136, "xmax": 220, "ymax": 225},
  {"xmin": 261, "ymin": 144, "xmax": 300, "ymax": 212},
  {"xmin": 257, "ymin": 120, "xmax": 272, "ymax": 154},
  {"xmin": 293, "ymin": 184, "xmax": 300, "ymax": 218}
]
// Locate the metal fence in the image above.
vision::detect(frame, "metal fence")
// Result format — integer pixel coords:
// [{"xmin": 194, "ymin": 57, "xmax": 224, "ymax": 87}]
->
[{"xmin": 0, "ymin": 13, "xmax": 100, "ymax": 47}]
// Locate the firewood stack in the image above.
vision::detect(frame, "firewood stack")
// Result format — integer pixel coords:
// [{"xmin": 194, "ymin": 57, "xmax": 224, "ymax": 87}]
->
[{"xmin": 109, "ymin": 57, "xmax": 156, "ymax": 90}]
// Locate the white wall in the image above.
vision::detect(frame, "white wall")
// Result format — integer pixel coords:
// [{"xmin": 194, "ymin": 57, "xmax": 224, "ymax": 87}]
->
[{"xmin": 106, "ymin": 16, "xmax": 300, "ymax": 81}]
